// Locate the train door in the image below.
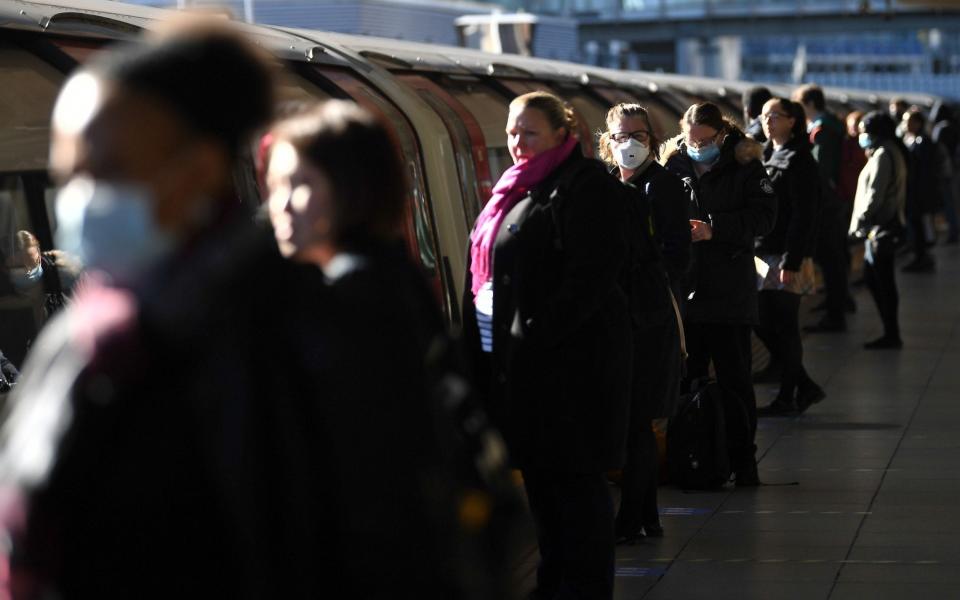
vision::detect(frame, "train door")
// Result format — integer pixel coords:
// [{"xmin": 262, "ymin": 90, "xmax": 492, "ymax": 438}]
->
[
  {"xmin": 0, "ymin": 41, "xmax": 72, "ymax": 371},
  {"xmin": 305, "ymin": 67, "xmax": 446, "ymax": 309},
  {"xmin": 396, "ymin": 74, "xmax": 493, "ymax": 224}
]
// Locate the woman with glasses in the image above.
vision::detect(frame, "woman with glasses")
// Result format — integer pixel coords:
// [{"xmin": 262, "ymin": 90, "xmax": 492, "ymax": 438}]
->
[
  {"xmin": 599, "ymin": 103, "xmax": 690, "ymax": 541},
  {"xmin": 662, "ymin": 102, "xmax": 777, "ymax": 486},
  {"xmin": 462, "ymin": 91, "xmax": 632, "ymax": 600},
  {"xmin": 754, "ymin": 98, "xmax": 826, "ymax": 415}
]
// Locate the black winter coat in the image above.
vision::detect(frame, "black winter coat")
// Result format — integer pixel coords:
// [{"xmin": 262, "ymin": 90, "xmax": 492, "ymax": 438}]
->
[
  {"xmin": 462, "ymin": 148, "xmax": 633, "ymax": 474},
  {"xmin": 1, "ymin": 221, "xmax": 467, "ymax": 599},
  {"xmin": 905, "ymin": 135, "xmax": 944, "ymax": 216},
  {"xmin": 757, "ymin": 138, "xmax": 821, "ymax": 270},
  {"xmin": 622, "ymin": 162, "xmax": 688, "ymax": 419},
  {"xmin": 627, "ymin": 161, "xmax": 692, "ymax": 296},
  {"xmin": 663, "ymin": 131, "xmax": 777, "ymax": 325}
]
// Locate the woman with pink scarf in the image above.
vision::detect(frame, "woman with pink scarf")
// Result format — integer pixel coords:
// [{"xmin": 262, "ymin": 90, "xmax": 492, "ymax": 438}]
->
[{"xmin": 462, "ymin": 91, "xmax": 632, "ymax": 600}]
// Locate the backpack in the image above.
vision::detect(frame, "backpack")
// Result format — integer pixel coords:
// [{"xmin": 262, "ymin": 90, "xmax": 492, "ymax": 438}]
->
[{"xmin": 667, "ymin": 378, "xmax": 730, "ymax": 489}]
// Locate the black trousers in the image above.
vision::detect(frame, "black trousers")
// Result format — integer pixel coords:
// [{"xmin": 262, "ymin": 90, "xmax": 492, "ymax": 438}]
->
[
  {"xmin": 685, "ymin": 322, "xmax": 757, "ymax": 469},
  {"xmin": 755, "ymin": 291, "xmax": 813, "ymax": 401},
  {"xmin": 522, "ymin": 470, "xmax": 615, "ymax": 600},
  {"xmin": 616, "ymin": 321, "xmax": 679, "ymax": 537},
  {"xmin": 615, "ymin": 418, "xmax": 658, "ymax": 538},
  {"xmin": 864, "ymin": 247, "xmax": 900, "ymax": 339},
  {"xmin": 816, "ymin": 201, "xmax": 851, "ymax": 322}
]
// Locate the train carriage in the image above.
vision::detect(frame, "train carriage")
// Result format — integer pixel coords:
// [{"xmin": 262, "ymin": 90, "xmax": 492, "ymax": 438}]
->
[{"xmin": 0, "ymin": 0, "xmax": 941, "ymax": 366}]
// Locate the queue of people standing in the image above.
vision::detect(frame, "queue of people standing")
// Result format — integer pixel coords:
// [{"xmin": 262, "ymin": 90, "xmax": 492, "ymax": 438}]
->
[{"xmin": 0, "ymin": 18, "xmax": 951, "ymax": 600}]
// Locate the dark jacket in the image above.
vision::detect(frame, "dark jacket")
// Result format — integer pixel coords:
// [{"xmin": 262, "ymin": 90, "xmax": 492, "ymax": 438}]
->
[
  {"xmin": 757, "ymin": 138, "xmax": 821, "ymax": 270},
  {"xmin": 462, "ymin": 148, "xmax": 632, "ymax": 473},
  {"xmin": 662, "ymin": 131, "xmax": 777, "ymax": 325},
  {"xmin": 622, "ymin": 162, "xmax": 688, "ymax": 419},
  {"xmin": 809, "ymin": 111, "xmax": 845, "ymax": 190},
  {"xmin": 905, "ymin": 135, "xmax": 944, "ymax": 216},
  {"xmin": 745, "ymin": 117, "xmax": 767, "ymax": 143},
  {"xmin": 0, "ymin": 220, "xmax": 469, "ymax": 600},
  {"xmin": 627, "ymin": 160, "xmax": 692, "ymax": 296}
]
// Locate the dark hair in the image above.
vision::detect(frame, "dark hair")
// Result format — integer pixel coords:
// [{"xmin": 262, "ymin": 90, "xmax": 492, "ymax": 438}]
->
[
  {"xmin": 743, "ymin": 86, "xmax": 773, "ymax": 120},
  {"xmin": 764, "ymin": 97, "xmax": 810, "ymax": 148},
  {"xmin": 509, "ymin": 91, "xmax": 578, "ymax": 134},
  {"xmin": 793, "ymin": 84, "xmax": 826, "ymax": 112},
  {"xmin": 598, "ymin": 103, "xmax": 662, "ymax": 165},
  {"xmin": 681, "ymin": 102, "xmax": 742, "ymax": 137},
  {"xmin": 89, "ymin": 25, "xmax": 274, "ymax": 158},
  {"xmin": 906, "ymin": 108, "xmax": 926, "ymax": 129},
  {"xmin": 270, "ymin": 100, "xmax": 406, "ymax": 246}
]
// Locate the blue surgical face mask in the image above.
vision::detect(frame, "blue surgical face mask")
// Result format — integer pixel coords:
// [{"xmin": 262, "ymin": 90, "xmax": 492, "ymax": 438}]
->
[
  {"xmin": 54, "ymin": 177, "xmax": 174, "ymax": 284},
  {"xmin": 11, "ymin": 263, "xmax": 43, "ymax": 293},
  {"xmin": 687, "ymin": 142, "xmax": 721, "ymax": 164},
  {"xmin": 858, "ymin": 133, "xmax": 873, "ymax": 150}
]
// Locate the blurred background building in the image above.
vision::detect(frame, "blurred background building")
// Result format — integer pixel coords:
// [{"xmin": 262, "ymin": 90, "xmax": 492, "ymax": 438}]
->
[{"xmin": 123, "ymin": 0, "xmax": 960, "ymax": 97}]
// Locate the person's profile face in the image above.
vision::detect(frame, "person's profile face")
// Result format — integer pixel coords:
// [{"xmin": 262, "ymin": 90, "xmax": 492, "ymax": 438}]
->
[
  {"xmin": 266, "ymin": 141, "xmax": 335, "ymax": 262},
  {"xmin": 506, "ymin": 106, "xmax": 567, "ymax": 165}
]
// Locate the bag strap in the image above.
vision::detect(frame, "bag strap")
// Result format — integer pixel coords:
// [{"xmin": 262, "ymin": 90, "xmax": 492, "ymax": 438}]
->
[{"xmin": 669, "ymin": 288, "xmax": 687, "ymax": 361}]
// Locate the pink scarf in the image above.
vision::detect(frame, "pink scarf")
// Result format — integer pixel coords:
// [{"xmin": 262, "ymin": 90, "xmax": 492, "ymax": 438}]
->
[{"xmin": 470, "ymin": 136, "xmax": 578, "ymax": 297}]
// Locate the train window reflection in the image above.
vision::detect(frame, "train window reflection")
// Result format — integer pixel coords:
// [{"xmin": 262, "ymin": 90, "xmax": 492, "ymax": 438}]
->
[
  {"xmin": 444, "ymin": 79, "xmax": 513, "ymax": 185},
  {"xmin": 0, "ymin": 174, "xmax": 77, "ymax": 372},
  {"xmin": 400, "ymin": 74, "xmax": 492, "ymax": 223},
  {"xmin": 313, "ymin": 68, "xmax": 439, "ymax": 274},
  {"xmin": 0, "ymin": 44, "xmax": 66, "ymax": 172}
]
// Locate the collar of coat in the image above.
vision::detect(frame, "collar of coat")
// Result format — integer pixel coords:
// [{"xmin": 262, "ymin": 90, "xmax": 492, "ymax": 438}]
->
[
  {"xmin": 660, "ymin": 130, "xmax": 763, "ymax": 172},
  {"xmin": 762, "ymin": 137, "xmax": 805, "ymax": 170}
]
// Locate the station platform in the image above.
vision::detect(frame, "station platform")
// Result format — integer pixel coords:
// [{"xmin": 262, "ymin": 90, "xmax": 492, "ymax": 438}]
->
[{"xmin": 518, "ymin": 241, "xmax": 960, "ymax": 599}]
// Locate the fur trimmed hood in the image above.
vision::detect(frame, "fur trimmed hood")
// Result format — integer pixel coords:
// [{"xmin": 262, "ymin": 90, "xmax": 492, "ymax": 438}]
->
[{"xmin": 660, "ymin": 131, "xmax": 764, "ymax": 167}]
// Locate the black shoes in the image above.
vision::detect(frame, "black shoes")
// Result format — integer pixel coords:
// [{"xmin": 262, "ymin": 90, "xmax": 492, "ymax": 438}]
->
[
  {"xmin": 803, "ymin": 316, "xmax": 847, "ymax": 333},
  {"xmin": 864, "ymin": 336, "xmax": 903, "ymax": 350},
  {"xmin": 795, "ymin": 383, "xmax": 826, "ymax": 412},
  {"xmin": 902, "ymin": 256, "xmax": 935, "ymax": 273},
  {"xmin": 643, "ymin": 521, "xmax": 665, "ymax": 538}
]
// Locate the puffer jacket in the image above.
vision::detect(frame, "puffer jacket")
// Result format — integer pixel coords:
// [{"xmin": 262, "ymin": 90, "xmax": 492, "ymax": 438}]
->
[{"xmin": 662, "ymin": 130, "xmax": 777, "ymax": 325}]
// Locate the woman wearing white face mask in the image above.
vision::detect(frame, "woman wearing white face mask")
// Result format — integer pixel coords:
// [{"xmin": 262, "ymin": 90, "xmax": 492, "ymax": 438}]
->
[{"xmin": 599, "ymin": 103, "xmax": 690, "ymax": 541}]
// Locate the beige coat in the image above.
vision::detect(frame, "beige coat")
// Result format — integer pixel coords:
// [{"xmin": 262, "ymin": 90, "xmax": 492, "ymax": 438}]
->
[{"xmin": 850, "ymin": 141, "xmax": 907, "ymax": 235}]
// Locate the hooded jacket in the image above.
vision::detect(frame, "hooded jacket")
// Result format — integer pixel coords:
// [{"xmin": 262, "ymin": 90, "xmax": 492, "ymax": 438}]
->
[
  {"xmin": 757, "ymin": 137, "xmax": 821, "ymax": 270},
  {"xmin": 662, "ymin": 130, "xmax": 777, "ymax": 324}
]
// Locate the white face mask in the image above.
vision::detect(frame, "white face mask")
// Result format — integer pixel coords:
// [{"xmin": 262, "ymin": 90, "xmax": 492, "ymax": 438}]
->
[
  {"xmin": 611, "ymin": 138, "xmax": 650, "ymax": 170},
  {"xmin": 55, "ymin": 177, "xmax": 174, "ymax": 284}
]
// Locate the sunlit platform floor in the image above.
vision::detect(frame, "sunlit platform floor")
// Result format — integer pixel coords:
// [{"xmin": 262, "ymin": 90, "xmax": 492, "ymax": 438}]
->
[{"xmin": 517, "ymin": 241, "xmax": 960, "ymax": 600}]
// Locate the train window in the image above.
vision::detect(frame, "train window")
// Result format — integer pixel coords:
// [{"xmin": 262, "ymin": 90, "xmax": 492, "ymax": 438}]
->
[
  {"xmin": 0, "ymin": 43, "xmax": 66, "ymax": 172},
  {"xmin": 443, "ymin": 79, "xmax": 513, "ymax": 184},
  {"xmin": 398, "ymin": 74, "xmax": 492, "ymax": 223},
  {"xmin": 0, "ymin": 173, "xmax": 73, "ymax": 377},
  {"xmin": 276, "ymin": 70, "xmax": 335, "ymax": 107},
  {"xmin": 311, "ymin": 68, "xmax": 439, "ymax": 276}
]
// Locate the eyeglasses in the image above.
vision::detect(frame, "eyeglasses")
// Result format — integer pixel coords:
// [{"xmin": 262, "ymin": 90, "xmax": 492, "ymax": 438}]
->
[
  {"xmin": 610, "ymin": 129, "xmax": 651, "ymax": 144},
  {"xmin": 761, "ymin": 112, "xmax": 790, "ymax": 122},
  {"xmin": 685, "ymin": 131, "xmax": 720, "ymax": 150}
]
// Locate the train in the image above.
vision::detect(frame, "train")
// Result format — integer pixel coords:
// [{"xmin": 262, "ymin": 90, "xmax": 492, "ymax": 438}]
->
[{"xmin": 0, "ymin": 0, "xmax": 944, "ymax": 365}]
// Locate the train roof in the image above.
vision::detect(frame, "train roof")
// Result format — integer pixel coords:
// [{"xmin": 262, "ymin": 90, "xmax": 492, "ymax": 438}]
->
[{"xmin": 0, "ymin": 0, "xmax": 945, "ymax": 110}]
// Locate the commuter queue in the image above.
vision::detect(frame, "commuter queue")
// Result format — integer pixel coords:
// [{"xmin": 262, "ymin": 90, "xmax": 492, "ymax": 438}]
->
[{"xmin": 0, "ymin": 16, "xmax": 953, "ymax": 600}]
